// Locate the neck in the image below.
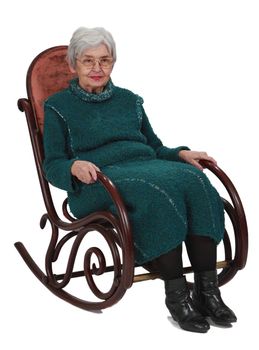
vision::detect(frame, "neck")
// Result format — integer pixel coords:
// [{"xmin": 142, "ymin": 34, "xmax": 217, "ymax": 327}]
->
[
  {"xmin": 84, "ymin": 86, "xmax": 104, "ymax": 94},
  {"xmin": 78, "ymin": 80, "xmax": 105, "ymax": 94}
]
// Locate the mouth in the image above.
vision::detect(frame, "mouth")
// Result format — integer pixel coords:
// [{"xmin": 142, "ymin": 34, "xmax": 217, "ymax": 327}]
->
[{"xmin": 89, "ymin": 76, "xmax": 104, "ymax": 81}]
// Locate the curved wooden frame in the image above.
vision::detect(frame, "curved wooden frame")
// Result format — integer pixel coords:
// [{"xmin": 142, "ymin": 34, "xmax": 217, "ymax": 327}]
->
[{"xmin": 15, "ymin": 46, "xmax": 248, "ymax": 311}]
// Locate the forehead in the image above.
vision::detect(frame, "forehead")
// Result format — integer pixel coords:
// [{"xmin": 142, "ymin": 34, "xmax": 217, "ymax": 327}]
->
[{"xmin": 81, "ymin": 44, "xmax": 110, "ymax": 57}]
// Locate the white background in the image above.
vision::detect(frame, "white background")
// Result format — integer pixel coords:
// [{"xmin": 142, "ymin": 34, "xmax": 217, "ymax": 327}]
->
[{"xmin": 1, "ymin": 0, "xmax": 259, "ymax": 348}]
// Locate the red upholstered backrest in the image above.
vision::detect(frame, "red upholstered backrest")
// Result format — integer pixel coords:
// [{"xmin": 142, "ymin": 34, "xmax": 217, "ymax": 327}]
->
[{"xmin": 27, "ymin": 46, "xmax": 77, "ymax": 132}]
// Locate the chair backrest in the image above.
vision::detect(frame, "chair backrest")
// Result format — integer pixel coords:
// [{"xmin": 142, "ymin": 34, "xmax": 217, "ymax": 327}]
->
[
  {"xmin": 27, "ymin": 45, "xmax": 76, "ymax": 132},
  {"xmin": 20, "ymin": 46, "xmax": 77, "ymax": 221}
]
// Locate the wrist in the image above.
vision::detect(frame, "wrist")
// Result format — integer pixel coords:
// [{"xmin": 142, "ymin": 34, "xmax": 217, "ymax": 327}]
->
[
  {"xmin": 71, "ymin": 159, "xmax": 79, "ymax": 176},
  {"xmin": 178, "ymin": 150, "xmax": 188, "ymax": 159}
]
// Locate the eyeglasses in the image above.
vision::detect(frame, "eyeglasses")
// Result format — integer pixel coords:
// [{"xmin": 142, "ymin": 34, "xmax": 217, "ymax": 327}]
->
[{"xmin": 76, "ymin": 56, "xmax": 114, "ymax": 69}]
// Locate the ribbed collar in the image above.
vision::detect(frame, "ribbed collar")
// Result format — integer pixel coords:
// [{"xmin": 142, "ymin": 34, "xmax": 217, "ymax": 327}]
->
[{"xmin": 69, "ymin": 78, "xmax": 114, "ymax": 102}]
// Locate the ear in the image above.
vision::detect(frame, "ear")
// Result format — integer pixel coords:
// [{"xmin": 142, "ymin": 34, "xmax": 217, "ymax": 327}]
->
[
  {"xmin": 69, "ymin": 64, "xmax": 76, "ymax": 74},
  {"xmin": 66, "ymin": 55, "xmax": 77, "ymax": 74}
]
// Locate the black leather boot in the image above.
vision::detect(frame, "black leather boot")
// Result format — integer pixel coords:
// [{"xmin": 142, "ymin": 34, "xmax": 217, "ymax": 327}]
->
[
  {"xmin": 165, "ymin": 276, "xmax": 210, "ymax": 333},
  {"xmin": 192, "ymin": 270, "xmax": 237, "ymax": 326}
]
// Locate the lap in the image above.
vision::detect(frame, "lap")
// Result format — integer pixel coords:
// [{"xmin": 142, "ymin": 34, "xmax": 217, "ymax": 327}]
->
[
  {"xmin": 71, "ymin": 158, "xmax": 213, "ymax": 219},
  {"xmin": 102, "ymin": 159, "xmax": 204, "ymax": 184}
]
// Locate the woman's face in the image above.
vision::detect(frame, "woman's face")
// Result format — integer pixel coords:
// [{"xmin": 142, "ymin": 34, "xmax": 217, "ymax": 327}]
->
[{"xmin": 70, "ymin": 44, "xmax": 114, "ymax": 93}]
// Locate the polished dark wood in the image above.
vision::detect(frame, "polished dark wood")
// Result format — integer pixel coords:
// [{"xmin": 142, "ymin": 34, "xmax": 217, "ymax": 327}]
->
[{"xmin": 15, "ymin": 46, "xmax": 248, "ymax": 311}]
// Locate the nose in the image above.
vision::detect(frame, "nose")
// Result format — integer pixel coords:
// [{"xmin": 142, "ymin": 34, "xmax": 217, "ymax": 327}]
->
[{"xmin": 92, "ymin": 60, "xmax": 102, "ymax": 72}]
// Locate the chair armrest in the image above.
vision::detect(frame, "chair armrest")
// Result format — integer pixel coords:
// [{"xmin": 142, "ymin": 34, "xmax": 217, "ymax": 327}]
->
[
  {"xmin": 41, "ymin": 170, "xmax": 134, "ymax": 289},
  {"xmin": 199, "ymin": 159, "xmax": 248, "ymax": 268},
  {"xmin": 44, "ymin": 171, "xmax": 131, "ymax": 235}
]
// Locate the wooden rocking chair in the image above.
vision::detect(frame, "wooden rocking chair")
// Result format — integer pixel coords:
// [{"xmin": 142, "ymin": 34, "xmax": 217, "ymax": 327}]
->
[{"xmin": 15, "ymin": 46, "xmax": 248, "ymax": 311}]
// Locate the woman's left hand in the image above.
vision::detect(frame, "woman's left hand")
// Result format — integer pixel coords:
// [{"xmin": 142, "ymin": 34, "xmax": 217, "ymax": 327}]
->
[{"xmin": 178, "ymin": 150, "xmax": 217, "ymax": 171}]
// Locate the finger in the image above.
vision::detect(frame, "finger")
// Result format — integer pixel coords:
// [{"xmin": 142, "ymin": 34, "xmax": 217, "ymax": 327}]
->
[
  {"xmin": 196, "ymin": 152, "xmax": 208, "ymax": 159},
  {"xmin": 81, "ymin": 177, "xmax": 91, "ymax": 184},
  {"xmin": 201, "ymin": 155, "xmax": 217, "ymax": 164},
  {"xmin": 83, "ymin": 174, "xmax": 92, "ymax": 184},
  {"xmin": 196, "ymin": 152, "xmax": 216, "ymax": 162},
  {"xmin": 88, "ymin": 162, "xmax": 100, "ymax": 172},
  {"xmin": 93, "ymin": 164, "xmax": 101, "ymax": 171},
  {"xmin": 190, "ymin": 159, "xmax": 204, "ymax": 171},
  {"xmin": 208, "ymin": 156, "xmax": 217, "ymax": 164},
  {"xmin": 198, "ymin": 152, "xmax": 208, "ymax": 157},
  {"xmin": 89, "ymin": 167, "xmax": 97, "ymax": 181},
  {"xmin": 79, "ymin": 169, "xmax": 92, "ymax": 184}
]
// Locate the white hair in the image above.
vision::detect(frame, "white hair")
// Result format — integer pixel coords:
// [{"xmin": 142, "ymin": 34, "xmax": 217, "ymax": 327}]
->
[{"xmin": 67, "ymin": 27, "xmax": 116, "ymax": 68}]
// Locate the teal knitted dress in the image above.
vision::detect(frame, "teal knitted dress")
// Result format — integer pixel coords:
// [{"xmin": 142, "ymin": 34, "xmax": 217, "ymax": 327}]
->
[{"xmin": 43, "ymin": 79, "xmax": 224, "ymax": 264}]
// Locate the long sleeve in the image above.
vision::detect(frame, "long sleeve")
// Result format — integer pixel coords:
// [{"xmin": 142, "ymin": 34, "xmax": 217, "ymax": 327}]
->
[
  {"xmin": 140, "ymin": 106, "xmax": 190, "ymax": 161},
  {"xmin": 43, "ymin": 104, "xmax": 79, "ymax": 192}
]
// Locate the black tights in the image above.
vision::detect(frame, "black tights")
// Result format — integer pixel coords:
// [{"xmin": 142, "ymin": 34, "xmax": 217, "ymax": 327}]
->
[{"xmin": 144, "ymin": 235, "xmax": 217, "ymax": 280}]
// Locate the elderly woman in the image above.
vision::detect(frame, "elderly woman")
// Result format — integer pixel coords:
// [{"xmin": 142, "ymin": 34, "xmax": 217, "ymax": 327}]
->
[{"xmin": 43, "ymin": 27, "xmax": 236, "ymax": 333}]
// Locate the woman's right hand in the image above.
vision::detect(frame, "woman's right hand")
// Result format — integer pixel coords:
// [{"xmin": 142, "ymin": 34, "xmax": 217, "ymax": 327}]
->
[{"xmin": 71, "ymin": 160, "xmax": 100, "ymax": 184}]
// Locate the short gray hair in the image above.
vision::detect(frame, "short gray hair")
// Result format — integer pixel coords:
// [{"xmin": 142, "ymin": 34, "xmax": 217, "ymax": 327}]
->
[{"xmin": 67, "ymin": 27, "xmax": 116, "ymax": 68}]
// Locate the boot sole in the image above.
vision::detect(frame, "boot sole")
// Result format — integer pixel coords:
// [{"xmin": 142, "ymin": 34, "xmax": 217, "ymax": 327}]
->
[
  {"xmin": 179, "ymin": 321, "xmax": 210, "ymax": 333},
  {"xmin": 170, "ymin": 314, "xmax": 210, "ymax": 333}
]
